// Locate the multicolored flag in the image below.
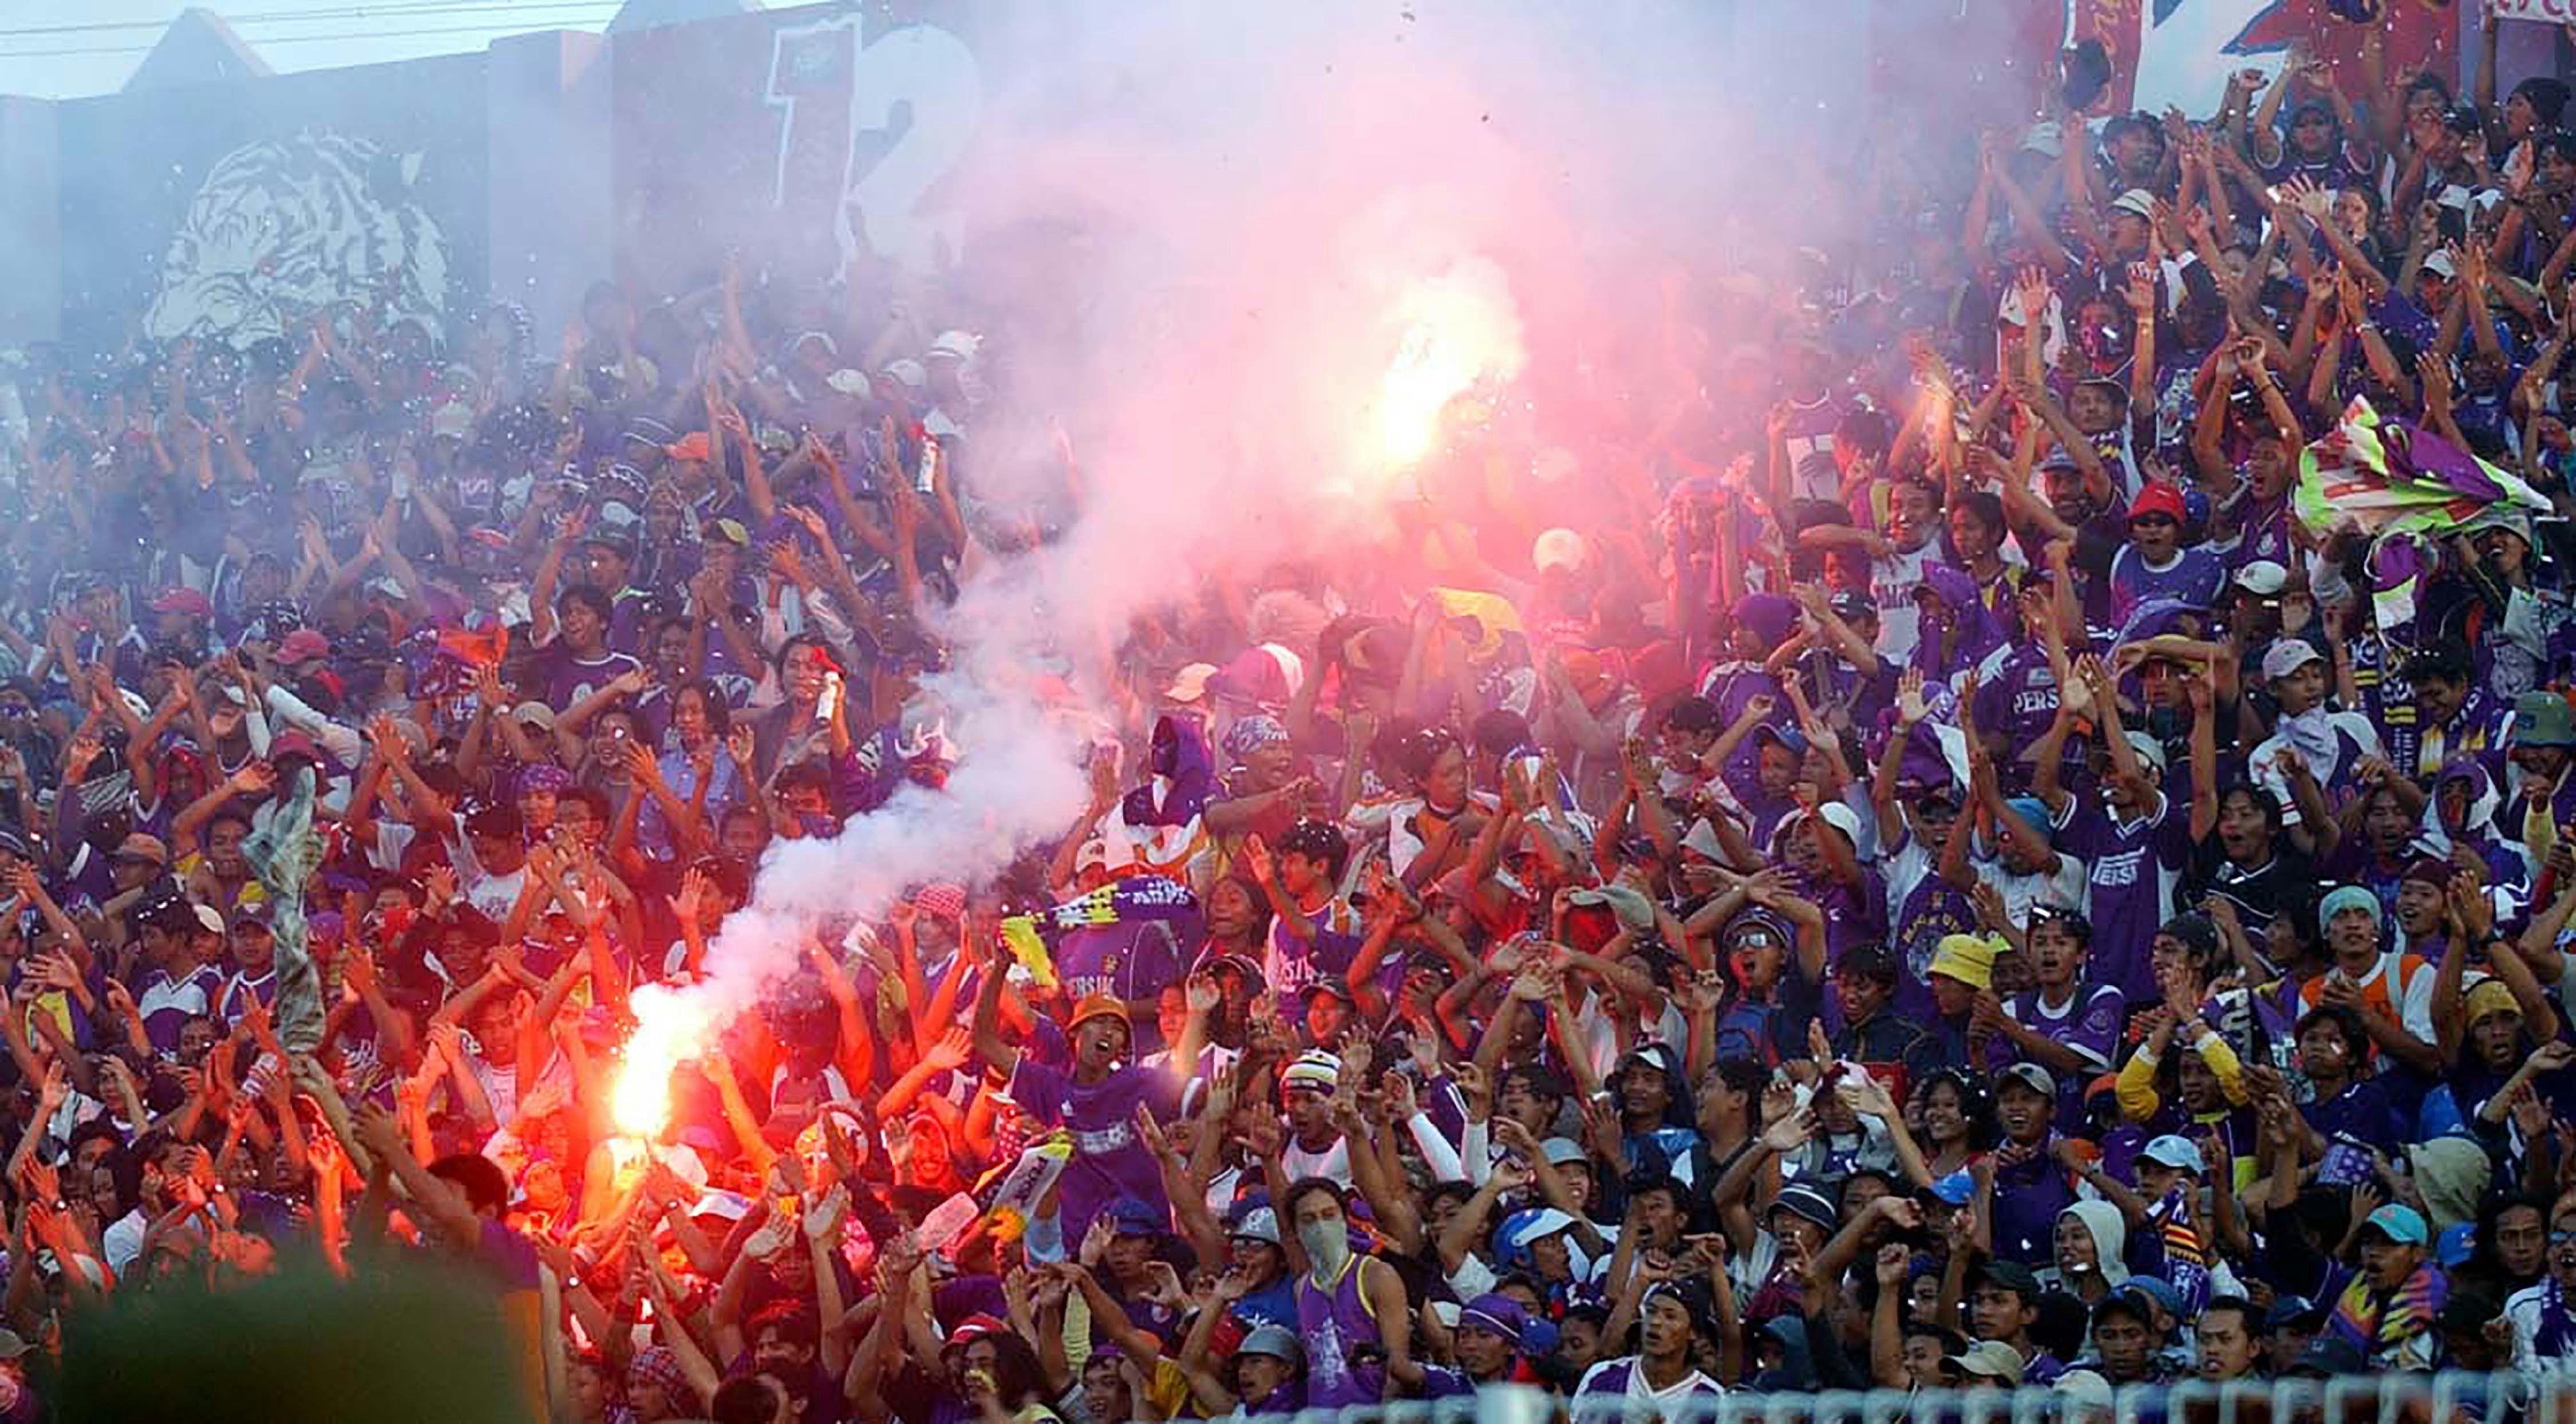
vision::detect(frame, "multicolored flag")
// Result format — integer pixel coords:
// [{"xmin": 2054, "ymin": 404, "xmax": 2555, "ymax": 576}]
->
[{"xmin": 2294, "ymin": 396, "xmax": 2550, "ymax": 541}]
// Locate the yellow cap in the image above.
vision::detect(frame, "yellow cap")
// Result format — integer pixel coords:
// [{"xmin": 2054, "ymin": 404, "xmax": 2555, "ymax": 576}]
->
[
  {"xmin": 2465, "ymin": 978, "xmax": 2520, "ymax": 1026},
  {"xmin": 1929, "ymin": 934, "xmax": 2001, "ymax": 991}
]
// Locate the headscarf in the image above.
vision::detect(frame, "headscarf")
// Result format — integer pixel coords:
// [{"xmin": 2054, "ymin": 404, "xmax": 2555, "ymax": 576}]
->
[{"xmin": 1908, "ymin": 563, "xmax": 2003, "ymax": 679}]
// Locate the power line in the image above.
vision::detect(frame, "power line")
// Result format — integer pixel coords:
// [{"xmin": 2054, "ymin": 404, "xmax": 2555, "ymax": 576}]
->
[
  {"xmin": 0, "ymin": 1, "xmax": 622, "ymax": 39},
  {"xmin": 0, "ymin": 15, "xmax": 619, "ymax": 59}
]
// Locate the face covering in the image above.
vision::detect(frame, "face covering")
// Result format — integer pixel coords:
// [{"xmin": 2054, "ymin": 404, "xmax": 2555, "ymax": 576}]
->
[{"xmin": 1298, "ymin": 1218, "xmax": 1350, "ymax": 1274}]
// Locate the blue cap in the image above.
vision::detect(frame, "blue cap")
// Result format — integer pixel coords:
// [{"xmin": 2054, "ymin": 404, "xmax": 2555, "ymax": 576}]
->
[
  {"xmin": 2122, "ymin": 1277, "xmax": 2183, "ymax": 1319},
  {"xmin": 2436, "ymin": 1222, "xmax": 2475, "ymax": 1269},
  {"xmin": 2004, "ymin": 796, "xmax": 2053, "ymax": 840},
  {"xmin": 1110, "ymin": 1200, "xmax": 1169, "ymax": 1237},
  {"xmin": 1926, "ymin": 1170, "xmax": 1976, "ymax": 1206},
  {"xmin": 2141, "ymin": 1135, "xmax": 2206, "ymax": 1176},
  {"xmin": 2362, "ymin": 1203, "xmax": 2429, "ymax": 1246},
  {"xmin": 1753, "ymin": 723, "xmax": 1809, "ymax": 757}
]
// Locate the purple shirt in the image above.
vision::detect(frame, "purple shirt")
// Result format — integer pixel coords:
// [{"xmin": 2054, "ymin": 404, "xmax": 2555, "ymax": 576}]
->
[
  {"xmin": 1971, "ymin": 644, "xmax": 2064, "ymax": 774},
  {"xmin": 2055, "ymin": 792, "xmax": 2184, "ymax": 1004},
  {"xmin": 542, "ymin": 647, "xmax": 641, "ymax": 712},
  {"xmin": 1006, "ymin": 1056, "xmax": 1179, "ymax": 1245},
  {"xmin": 2008, "ymin": 983, "xmax": 2125, "ymax": 1121},
  {"xmin": 1298, "ymin": 1255, "xmax": 1390, "ymax": 1408},
  {"xmin": 2108, "ymin": 545, "xmax": 2225, "ymax": 625}
]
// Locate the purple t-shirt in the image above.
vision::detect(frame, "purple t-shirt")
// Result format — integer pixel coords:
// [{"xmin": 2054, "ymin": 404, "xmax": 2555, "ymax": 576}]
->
[
  {"xmin": 542, "ymin": 646, "xmax": 641, "ymax": 712},
  {"xmin": 2107, "ymin": 545, "xmax": 2225, "ymax": 625},
  {"xmin": 1970, "ymin": 644, "xmax": 2063, "ymax": 791},
  {"xmin": 1006, "ymin": 1056, "xmax": 1180, "ymax": 1244},
  {"xmin": 2007, "ymin": 983, "xmax": 2125, "ymax": 1121},
  {"xmin": 2055, "ymin": 792, "xmax": 2186, "ymax": 1004}
]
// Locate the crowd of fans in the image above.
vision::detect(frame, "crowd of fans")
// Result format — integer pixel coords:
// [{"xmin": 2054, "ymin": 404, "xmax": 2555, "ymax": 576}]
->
[{"xmin": 14, "ymin": 12, "xmax": 2576, "ymax": 1424}]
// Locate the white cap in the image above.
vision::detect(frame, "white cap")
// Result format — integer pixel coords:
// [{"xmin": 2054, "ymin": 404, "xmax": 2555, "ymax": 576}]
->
[
  {"xmin": 825, "ymin": 368, "xmax": 872, "ymax": 397},
  {"xmin": 2234, "ymin": 560, "xmax": 2289, "ymax": 597},
  {"xmin": 927, "ymin": 330, "xmax": 981, "ymax": 362},
  {"xmin": 2262, "ymin": 637, "xmax": 2325, "ymax": 682},
  {"xmin": 2423, "ymin": 250, "xmax": 2459, "ymax": 280},
  {"xmin": 2124, "ymin": 731, "xmax": 2168, "ymax": 775},
  {"xmin": 1532, "ymin": 528, "xmax": 1586, "ymax": 574}
]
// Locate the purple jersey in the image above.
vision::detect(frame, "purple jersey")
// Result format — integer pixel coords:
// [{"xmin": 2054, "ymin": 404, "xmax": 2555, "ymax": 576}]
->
[
  {"xmin": 1052, "ymin": 920, "xmax": 1187, "ymax": 1005},
  {"xmin": 2108, "ymin": 545, "xmax": 2225, "ymax": 626},
  {"xmin": 2007, "ymin": 983, "xmax": 2125, "ymax": 1120},
  {"xmin": 1970, "ymin": 644, "xmax": 2063, "ymax": 765},
  {"xmin": 1005, "ymin": 1057, "xmax": 1180, "ymax": 1245},
  {"xmin": 542, "ymin": 647, "xmax": 641, "ymax": 712},
  {"xmin": 1297, "ymin": 1256, "xmax": 1389, "ymax": 1408},
  {"xmin": 2055, "ymin": 792, "xmax": 2183, "ymax": 1004}
]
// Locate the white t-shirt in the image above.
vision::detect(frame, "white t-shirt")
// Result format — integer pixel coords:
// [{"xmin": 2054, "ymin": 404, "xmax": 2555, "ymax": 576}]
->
[{"xmin": 1870, "ymin": 542, "xmax": 1940, "ymax": 664}]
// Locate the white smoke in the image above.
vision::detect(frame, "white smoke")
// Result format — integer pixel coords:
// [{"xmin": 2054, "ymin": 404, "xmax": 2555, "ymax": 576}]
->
[{"xmin": 623, "ymin": 0, "xmax": 1905, "ymax": 1105}]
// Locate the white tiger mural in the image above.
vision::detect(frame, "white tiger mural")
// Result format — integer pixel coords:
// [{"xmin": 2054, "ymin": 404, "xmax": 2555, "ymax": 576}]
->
[{"xmin": 146, "ymin": 132, "xmax": 451, "ymax": 348}]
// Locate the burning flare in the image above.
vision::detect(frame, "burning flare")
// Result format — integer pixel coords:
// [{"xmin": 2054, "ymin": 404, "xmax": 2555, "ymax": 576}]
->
[
  {"xmin": 612, "ymin": 981, "xmax": 725, "ymax": 1139},
  {"xmin": 1372, "ymin": 256, "xmax": 1527, "ymax": 471}
]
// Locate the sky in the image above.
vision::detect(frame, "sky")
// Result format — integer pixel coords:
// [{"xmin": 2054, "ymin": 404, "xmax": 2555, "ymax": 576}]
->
[{"xmin": 0, "ymin": 0, "xmax": 629, "ymax": 101}]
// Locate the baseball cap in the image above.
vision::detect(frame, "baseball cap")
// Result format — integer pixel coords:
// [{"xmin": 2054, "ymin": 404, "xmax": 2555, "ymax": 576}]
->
[
  {"xmin": 2423, "ymin": 249, "xmax": 2459, "ymax": 281},
  {"xmin": 2122, "ymin": 731, "xmax": 2168, "ymax": 776},
  {"xmin": 2262, "ymin": 638, "xmax": 2325, "ymax": 683},
  {"xmin": 2291, "ymin": 1335, "xmax": 2365, "ymax": 1376},
  {"xmin": 2128, "ymin": 482, "xmax": 2188, "ymax": 525},
  {"xmin": 2266, "ymin": 1295, "xmax": 2326, "ymax": 1331},
  {"xmin": 1240, "ymin": 1325, "xmax": 1303, "ymax": 1363},
  {"xmin": 1163, "ymin": 662, "xmax": 1218, "ymax": 702},
  {"xmin": 1299, "ymin": 979, "xmax": 1357, "ymax": 1008},
  {"xmin": 2234, "ymin": 560, "xmax": 2289, "ymax": 597},
  {"xmin": 1998, "ymin": 1062, "xmax": 2057, "ymax": 1099},
  {"xmin": 2140, "ymin": 1134, "xmax": 2206, "ymax": 1175},
  {"xmin": 1458, "ymin": 1293, "xmax": 1533, "ymax": 1348},
  {"xmin": 1228, "ymin": 1206, "xmax": 1282, "ymax": 1245},
  {"xmin": 149, "ymin": 587, "xmax": 213, "ymax": 618},
  {"xmin": 2516, "ymin": 690, "xmax": 2576, "ymax": 748},
  {"xmin": 1769, "ymin": 1181, "xmax": 1839, "ymax": 1230},
  {"xmin": 1945, "ymin": 1338, "xmax": 2027, "ymax": 1384},
  {"xmin": 2361, "ymin": 1202, "xmax": 2429, "ymax": 1245},
  {"xmin": 1504, "ymin": 1206, "xmax": 1579, "ymax": 1251},
  {"xmin": 1109, "ymin": 1200, "xmax": 1167, "ymax": 1237},
  {"xmin": 275, "ymin": 628, "xmax": 330, "ymax": 665},
  {"xmin": 2109, "ymin": 188, "xmax": 2156, "ymax": 219},
  {"xmin": 1539, "ymin": 1137, "xmax": 1588, "ymax": 1167},
  {"xmin": 943, "ymin": 1313, "xmax": 1011, "ymax": 1351},
  {"xmin": 2124, "ymin": 1277, "xmax": 2184, "ymax": 1322},
  {"xmin": 1973, "ymin": 1258, "xmax": 2042, "ymax": 1300},
  {"xmin": 112, "ymin": 832, "xmax": 168, "ymax": 867},
  {"xmin": 665, "ymin": 431, "xmax": 713, "ymax": 463},
  {"xmin": 511, "ymin": 701, "xmax": 558, "ymax": 731}
]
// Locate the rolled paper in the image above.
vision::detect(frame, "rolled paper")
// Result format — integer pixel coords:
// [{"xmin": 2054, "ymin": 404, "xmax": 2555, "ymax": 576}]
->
[{"xmin": 980, "ymin": 1132, "xmax": 1073, "ymax": 1245}]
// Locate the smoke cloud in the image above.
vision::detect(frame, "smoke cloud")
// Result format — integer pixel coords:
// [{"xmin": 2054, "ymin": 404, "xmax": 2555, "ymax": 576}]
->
[{"xmin": 631, "ymin": 0, "xmax": 1940, "ymax": 1091}]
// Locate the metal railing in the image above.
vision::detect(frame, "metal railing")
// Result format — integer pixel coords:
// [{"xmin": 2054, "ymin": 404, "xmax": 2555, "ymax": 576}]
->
[{"xmin": 1204, "ymin": 1371, "xmax": 2552, "ymax": 1424}]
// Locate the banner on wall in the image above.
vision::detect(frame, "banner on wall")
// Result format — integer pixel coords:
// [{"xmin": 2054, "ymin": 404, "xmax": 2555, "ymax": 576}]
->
[
  {"xmin": 611, "ymin": 1, "xmax": 986, "ymax": 297},
  {"xmin": 2071, "ymin": 0, "xmax": 2457, "ymax": 121},
  {"xmin": 53, "ymin": 51, "xmax": 489, "ymax": 352},
  {"xmin": 2493, "ymin": 0, "xmax": 2576, "ymax": 24}
]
